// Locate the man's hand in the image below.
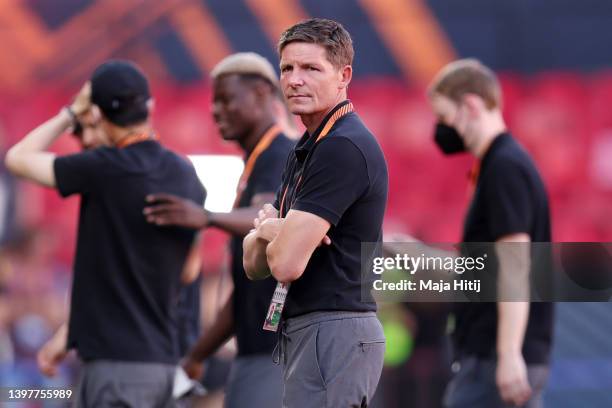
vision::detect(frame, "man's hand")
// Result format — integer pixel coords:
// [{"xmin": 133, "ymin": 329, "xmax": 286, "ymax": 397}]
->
[
  {"xmin": 256, "ymin": 218, "xmax": 284, "ymax": 242},
  {"xmin": 182, "ymin": 357, "xmax": 205, "ymax": 381},
  {"xmin": 70, "ymin": 82, "xmax": 92, "ymax": 117},
  {"xmin": 254, "ymin": 203, "xmax": 278, "ymax": 228},
  {"xmin": 36, "ymin": 325, "xmax": 68, "ymax": 377},
  {"xmin": 143, "ymin": 193, "xmax": 208, "ymax": 229},
  {"xmin": 254, "ymin": 204, "xmax": 330, "ymax": 246},
  {"xmin": 37, "ymin": 343, "xmax": 68, "ymax": 378},
  {"xmin": 496, "ymin": 352, "xmax": 532, "ymax": 406}
]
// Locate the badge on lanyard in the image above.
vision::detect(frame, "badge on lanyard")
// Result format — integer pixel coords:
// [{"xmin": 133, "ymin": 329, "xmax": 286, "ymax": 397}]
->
[{"xmin": 263, "ymin": 282, "xmax": 290, "ymax": 332}]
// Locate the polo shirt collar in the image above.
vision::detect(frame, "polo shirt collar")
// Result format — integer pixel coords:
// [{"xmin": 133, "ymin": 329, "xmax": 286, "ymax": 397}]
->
[{"xmin": 294, "ymin": 100, "xmax": 352, "ymax": 163}]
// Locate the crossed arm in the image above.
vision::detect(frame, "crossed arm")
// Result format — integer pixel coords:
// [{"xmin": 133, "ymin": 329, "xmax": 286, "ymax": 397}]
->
[{"xmin": 243, "ymin": 205, "xmax": 331, "ymax": 283}]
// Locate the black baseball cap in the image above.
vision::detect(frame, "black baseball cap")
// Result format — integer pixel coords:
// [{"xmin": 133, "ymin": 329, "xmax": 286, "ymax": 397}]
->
[{"xmin": 90, "ymin": 60, "xmax": 151, "ymax": 126}]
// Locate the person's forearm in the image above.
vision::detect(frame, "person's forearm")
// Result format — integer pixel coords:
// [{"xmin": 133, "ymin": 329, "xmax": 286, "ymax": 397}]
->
[
  {"xmin": 497, "ymin": 302, "xmax": 529, "ymax": 355},
  {"xmin": 243, "ymin": 229, "xmax": 272, "ymax": 280},
  {"xmin": 49, "ymin": 322, "xmax": 69, "ymax": 351},
  {"xmin": 209, "ymin": 207, "xmax": 260, "ymax": 236},
  {"xmin": 188, "ymin": 295, "xmax": 234, "ymax": 361},
  {"xmin": 7, "ymin": 110, "xmax": 71, "ymax": 157},
  {"xmin": 496, "ymin": 239, "xmax": 530, "ymax": 356},
  {"xmin": 181, "ymin": 233, "xmax": 202, "ymax": 284},
  {"xmin": 5, "ymin": 111, "xmax": 69, "ymax": 186}
]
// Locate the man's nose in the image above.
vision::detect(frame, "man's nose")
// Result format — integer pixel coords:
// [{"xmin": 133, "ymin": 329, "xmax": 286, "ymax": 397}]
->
[
  {"xmin": 82, "ymin": 134, "xmax": 94, "ymax": 149},
  {"xmin": 286, "ymin": 70, "xmax": 305, "ymax": 88},
  {"xmin": 212, "ymin": 102, "xmax": 222, "ymax": 119}
]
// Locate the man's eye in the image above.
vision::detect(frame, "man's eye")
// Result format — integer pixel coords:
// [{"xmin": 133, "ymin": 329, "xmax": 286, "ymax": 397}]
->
[{"xmin": 281, "ymin": 66, "xmax": 292, "ymax": 73}]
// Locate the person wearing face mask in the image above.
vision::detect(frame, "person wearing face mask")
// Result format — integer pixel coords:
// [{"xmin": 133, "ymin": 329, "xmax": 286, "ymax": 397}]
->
[{"xmin": 428, "ymin": 59, "xmax": 553, "ymax": 408}]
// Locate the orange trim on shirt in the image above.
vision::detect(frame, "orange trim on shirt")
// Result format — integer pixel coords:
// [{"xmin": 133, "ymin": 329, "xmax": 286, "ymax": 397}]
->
[
  {"xmin": 116, "ymin": 132, "xmax": 156, "ymax": 149},
  {"xmin": 280, "ymin": 103, "xmax": 354, "ymax": 217},
  {"xmin": 233, "ymin": 124, "xmax": 281, "ymax": 209},
  {"xmin": 316, "ymin": 102, "xmax": 354, "ymax": 142},
  {"xmin": 467, "ymin": 161, "xmax": 480, "ymax": 198}
]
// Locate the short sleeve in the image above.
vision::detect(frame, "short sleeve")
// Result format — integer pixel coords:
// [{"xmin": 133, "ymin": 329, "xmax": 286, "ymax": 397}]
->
[
  {"xmin": 485, "ymin": 159, "xmax": 534, "ymax": 239},
  {"xmin": 191, "ymin": 175, "xmax": 207, "ymax": 207},
  {"xmin": 273, "ymin": 153, "xmax": 292, "ymax": 211},
  {"xmin": 249, "ymin": 148, "xmax": 288, "ymax": 198},
  {"xmin": 272, "ymin": 184, "xmax": 282, "ymax": 211},
  {"xmin": 53, "ymin": 150, "xmax": 105, "ymax": 197},
  {"xmin": 293, "ymin": 137, "xmax": 369, "ymax": 226}
]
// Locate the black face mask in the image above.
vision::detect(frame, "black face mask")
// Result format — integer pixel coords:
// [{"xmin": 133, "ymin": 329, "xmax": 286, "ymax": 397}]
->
[{"xmin": 434, "ymin": 122, "xmax": 466, "ymax": 155}]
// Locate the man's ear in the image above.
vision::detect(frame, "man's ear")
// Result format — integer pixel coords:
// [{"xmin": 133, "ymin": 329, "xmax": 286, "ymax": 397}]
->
[
  {"xmin": 339, "ymin": 65, "xmax": 352, "ymax": 90},
  {"xmin": 90, "ymin": 105, "xmax": 103, "ymax": 122},
  {"xmin": 463, "ymin": 93, "xmax": 485, "ymax": 118},
  {"xmin": 252, "ymin": 81, "xmax": 271, "ymax": 104},
  {"xmin": 146, "ymin": 98, "xmax": 155, "ymax": 115}
]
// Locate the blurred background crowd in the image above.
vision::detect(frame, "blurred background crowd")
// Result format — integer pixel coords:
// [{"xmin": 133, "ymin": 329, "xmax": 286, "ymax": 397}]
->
[{"xmin": 1, "ymin": 1, "xmax": 612, "ymax": 407}]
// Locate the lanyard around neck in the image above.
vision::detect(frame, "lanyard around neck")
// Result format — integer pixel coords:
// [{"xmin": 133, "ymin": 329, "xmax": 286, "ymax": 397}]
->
[
  {"xmin": 279, "ymin": 102, "xmax": 354, "ymax": 217},
  {"xmin": 233, "ymin": 124, "xmax": 281, "ymax": 209},
  {"xmin": 115, "ymin": 131, "xmax": 156, "ymax": 148}
]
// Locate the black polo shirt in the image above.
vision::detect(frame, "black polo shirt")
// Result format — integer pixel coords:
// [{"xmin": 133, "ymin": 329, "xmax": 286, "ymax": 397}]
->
[
  {"xmin": 231, "ymin": 133, "xmax": 294, "ymax": 356},
  {"xmin": 54, "ymin": 140, "xmax": 205, "ymax": 364},
  {"xmin": 456, "ymin": 133, "xmax": 554, "ymax": 364},
  {"xmin": 274, "ymin": 100, "xmax": 389, "ymax": 318}
]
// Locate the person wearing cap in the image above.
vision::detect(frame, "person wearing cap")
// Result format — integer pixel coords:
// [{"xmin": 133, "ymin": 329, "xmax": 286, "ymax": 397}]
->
[
  {"xmin": 143, "ymin": 52, "xmax": 294, "ymax": 408},
  {"xmin": 34, "ymin": 97, "xmax": 205, "ymax": 393},
  {"xmin": 242, "ymin": 18, "xmax": 388, "ymax": 407},
  {"xmin": 34, "ymin": 100, "xmax": 109, "ymax": 378},
  {"xmin": 5, "ymin": 60, "xmax": 206, "ymax": 407}
]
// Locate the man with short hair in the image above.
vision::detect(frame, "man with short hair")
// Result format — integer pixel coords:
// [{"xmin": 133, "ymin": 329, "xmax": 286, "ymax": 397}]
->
[
  {"xmin": 144, "ymin": 52, "xmax": 294, "ymax": 408},
  {"xmin": 243, "ymin": 18, "xmax": 388, "ymax": 407},
  {"xmin": 5, "ymin": 60, "xmax": 205, "ymax": 407},
  {"xmin": 427, "ymin": 59, "xmax": 553, "ymax": 408}
]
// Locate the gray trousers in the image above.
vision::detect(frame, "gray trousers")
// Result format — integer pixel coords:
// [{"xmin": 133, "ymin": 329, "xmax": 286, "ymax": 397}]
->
[
  {"xmin": 224, "ymin": 353, "xmax": 283, "ymax": 408},
  {"xmin": 74, "ymin": 360, "xmax": 176, "ymax": 408},
  {"xmin": 443, "ymin": 357, "xmax": 549, "ymax": 408},
  {"xmin": 279, "ymin": 311, "xmax": 385, "ymax": 408}
]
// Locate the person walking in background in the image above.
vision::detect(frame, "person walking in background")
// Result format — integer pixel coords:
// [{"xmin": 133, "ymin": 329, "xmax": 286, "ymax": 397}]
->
[{"xmin": 427, "ymin": 59, "xmax": 553, "ymax": 408}]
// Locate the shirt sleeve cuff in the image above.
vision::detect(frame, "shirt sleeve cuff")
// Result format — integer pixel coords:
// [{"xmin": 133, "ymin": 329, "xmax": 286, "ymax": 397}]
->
[
  {"xmin": 491, "ymin": 225, "xmax": 530, "ymax": 241},
  {"xmin": 53, "ymin": 158, "xmax": 71, "ymax": 198},
  {"xmin": 293, "ymin": 200, "xmax": 340, "ymax": 226}
]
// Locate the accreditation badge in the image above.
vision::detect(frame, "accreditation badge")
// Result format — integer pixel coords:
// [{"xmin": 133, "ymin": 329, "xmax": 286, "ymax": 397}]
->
[{"xmin": 263, "ymin": 282, "xmax": 290, "ymax": 332}]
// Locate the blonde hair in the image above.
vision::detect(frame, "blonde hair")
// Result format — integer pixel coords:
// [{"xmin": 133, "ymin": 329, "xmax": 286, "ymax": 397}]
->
[
  {"xmin": 211, "ymin": 52, "xmax": 279, "ymax": 89},
  {"xmin": 428, "ymin": 59, "xmax": 501, "ymax": 110}
]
